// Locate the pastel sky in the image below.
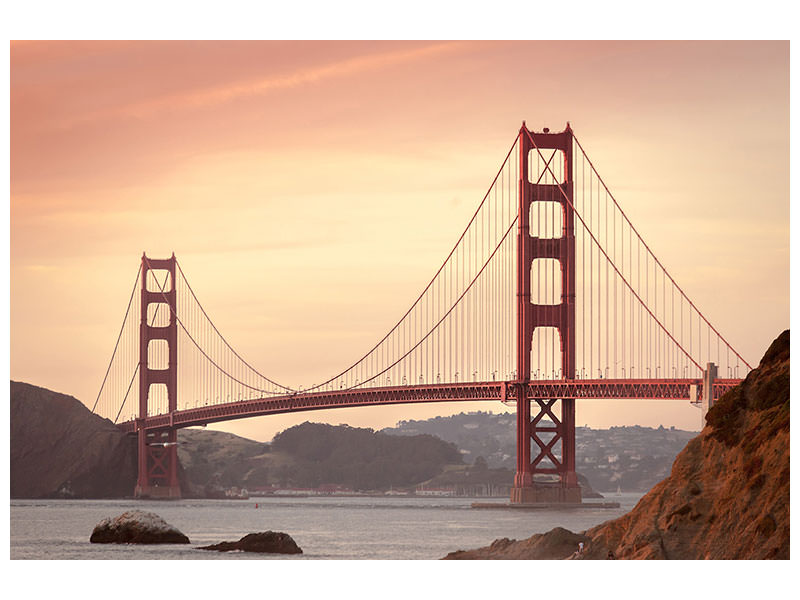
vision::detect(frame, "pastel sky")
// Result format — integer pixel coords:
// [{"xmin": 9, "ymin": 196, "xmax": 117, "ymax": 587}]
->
[{"xmin": 10, "ymin": 40, "xmax": 789, "ymax": 442}]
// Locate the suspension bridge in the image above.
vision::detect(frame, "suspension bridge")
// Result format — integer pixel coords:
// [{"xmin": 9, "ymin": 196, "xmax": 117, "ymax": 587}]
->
[{"xmin": 92, "ymin": 123, "xmax": 750, "ymax": 501}]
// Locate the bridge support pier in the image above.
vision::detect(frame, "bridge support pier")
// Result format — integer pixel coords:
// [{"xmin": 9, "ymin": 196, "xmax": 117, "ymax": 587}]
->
[
  {"xmin": 511, "ymin": 393, "xmax": 581, "ymax": 504},
  {"xmin": 135, "ymin": 429, "xmax": 180, "ymax": 499}
]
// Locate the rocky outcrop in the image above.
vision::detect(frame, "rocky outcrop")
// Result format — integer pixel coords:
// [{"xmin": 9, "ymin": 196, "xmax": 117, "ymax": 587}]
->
[
  {"xmin": 444, "ymin": 331, "xmax": 790, "ymax": 560},
  {"xmin": 10, "ymin": 381, "xmax": 198, "ymax": 498},
  {"xmin": 445, "ymin": 527, "xmax": 588, "ymax": 560},
  {"xmin": 10, "ymin": 381, "xmax": 138, "ymax": 498},
  {"xmin": 198, "ymin": 531, "xmax": 303, "ymax": 554},
  {"xmin": 90, "ymin": 510, "xmax": 190, "ymax": 544}
]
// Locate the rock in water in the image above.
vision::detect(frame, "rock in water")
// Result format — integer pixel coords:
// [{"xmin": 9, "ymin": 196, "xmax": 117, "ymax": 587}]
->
[
  {"xmin": 90, "ymin": 510, "xmax": 190, "ymax": 544},
  {"xmin": 198, "ymin": 531, "xmax": 302, "ymax": 554}
]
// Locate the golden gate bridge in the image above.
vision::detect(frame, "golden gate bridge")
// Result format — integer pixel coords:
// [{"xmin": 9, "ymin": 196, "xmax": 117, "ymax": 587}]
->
[{"xmin": 91, "ymin": 123, "xmax": 750, "ymax": 501}]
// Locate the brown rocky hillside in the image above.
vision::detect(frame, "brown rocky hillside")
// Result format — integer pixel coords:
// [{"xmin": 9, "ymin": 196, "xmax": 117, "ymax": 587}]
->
[
  {"xmin": 10, "ymin": 381, "xmax": 138, "ymax": 498},
  {"xmin": 445, "ymin": 330, "xmax": 789, "ymax": 560}
]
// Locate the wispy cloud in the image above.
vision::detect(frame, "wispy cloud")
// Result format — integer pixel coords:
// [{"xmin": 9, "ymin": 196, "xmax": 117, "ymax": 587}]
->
[
  {"xmin": 22, "ymin": 264, "xmax": 59, "ymax": 273},
  {"xmin": 74, "ymin": 42, "xmax": 469, "ymax": 124}
]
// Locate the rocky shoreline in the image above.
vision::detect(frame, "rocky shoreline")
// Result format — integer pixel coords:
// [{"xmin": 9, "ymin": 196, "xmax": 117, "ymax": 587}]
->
[{"xmin": 444, "ymin": 331, "xmax": 790, "ymax": 560}]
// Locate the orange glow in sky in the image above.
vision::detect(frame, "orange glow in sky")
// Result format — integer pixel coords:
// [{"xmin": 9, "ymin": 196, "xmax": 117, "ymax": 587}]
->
[{"xmin": 10, "ymin": 41, "xmax": 789, "ymax": 441}]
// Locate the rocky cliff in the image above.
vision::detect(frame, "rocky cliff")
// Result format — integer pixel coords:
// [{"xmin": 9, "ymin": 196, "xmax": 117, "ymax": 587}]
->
[
  {"xmin": 10, "ymin": 381, "xmax": 138, "ymax": 498},
  {"xmin": 445, "ymin": 330, "xmax": 790, "ymax": 560}
]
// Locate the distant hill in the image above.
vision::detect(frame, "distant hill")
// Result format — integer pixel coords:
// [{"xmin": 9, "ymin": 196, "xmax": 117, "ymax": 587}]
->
[
  {"xmin": 9, "ymin": 382, "xmax": 464, "ymax": 497},
  {"xmin": 271, "ymin": 422, "xmax": 463, "ymax": 490},
  {"xmin": 180, "ymin": 422, "xmax": 465, "ymax": 493},
  {"xmin": 384, "ymin": 412, "xmax": 517, "ymax": 466},
  {"xmin": 383, "ymin": 411, "xmax": 698, "ymax": 492},
  {"xmin": 176, "ymin": 428, "xmax": 271, "ymax": 497}
]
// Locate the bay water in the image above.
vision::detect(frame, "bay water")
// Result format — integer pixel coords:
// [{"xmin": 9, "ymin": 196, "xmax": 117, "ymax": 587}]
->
[{"xmin": 10, "ymin": 493, "xmax": 644, "ymax": 560}]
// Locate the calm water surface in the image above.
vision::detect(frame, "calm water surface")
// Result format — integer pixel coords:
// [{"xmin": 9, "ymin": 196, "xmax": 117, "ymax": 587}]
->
[{"xmin": 11, "ymin": 494, "xmax": 644, "ymax": 560}]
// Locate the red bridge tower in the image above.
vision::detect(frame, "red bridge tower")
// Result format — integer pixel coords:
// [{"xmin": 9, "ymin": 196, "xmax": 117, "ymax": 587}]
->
[
  {"xmin": 134, "ymin": 253, "xmax": 181, "ymax": 499},
  {"xmin": 511, "ymin": 123, "xmax": 581, "ymax": 504}
]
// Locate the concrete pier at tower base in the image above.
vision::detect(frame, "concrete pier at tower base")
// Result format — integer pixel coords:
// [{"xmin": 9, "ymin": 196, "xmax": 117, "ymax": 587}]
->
[
  {"xmin": 472, "ymin": 500, "xmax": 620, "ymax": 510},
  {"xmin": 134, "ymin": 484, "xmax": 182, "ymax": 500},
  {"xmin": 510, "ymin": 482, "xmax": 582, "ymax": 504},
  {"xmin": 473, "ymin": 482, "xmax": 619, "ymax": 509}
]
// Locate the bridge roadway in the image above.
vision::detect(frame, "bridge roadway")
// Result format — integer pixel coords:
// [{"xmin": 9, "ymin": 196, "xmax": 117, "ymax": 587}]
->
[{"xmin": 116, "ymin": 377, "xmax": 742, "ymax": 433}]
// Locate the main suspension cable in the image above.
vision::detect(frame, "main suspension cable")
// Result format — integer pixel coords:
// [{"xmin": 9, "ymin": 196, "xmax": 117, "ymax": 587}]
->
[
  {"xmin": 145, "ymin": 258, "xmax": 284, "ymax": 398},
  {"xmin": 572, "ymin": 133, "xmax": 751, "ymax": 370},
  {"xmin": 348, "ymin": 214, "xmax": 519, "ymax": 390},
  {"xmin": 175, "ymin": 260, "xmax": 295, "ymax": 393},
  {"xmin": 305, "ymin": 133, "xmax": 520, "ymax": 393},
  {"xmin": 91, "ymin": 263, "xmax": 142, "ymax": 414}
]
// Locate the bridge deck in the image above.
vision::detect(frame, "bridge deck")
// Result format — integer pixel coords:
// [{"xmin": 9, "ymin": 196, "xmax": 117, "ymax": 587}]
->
[{"xmin": 116, "ymin": 378, "xmax": 742, "ymax": 433}]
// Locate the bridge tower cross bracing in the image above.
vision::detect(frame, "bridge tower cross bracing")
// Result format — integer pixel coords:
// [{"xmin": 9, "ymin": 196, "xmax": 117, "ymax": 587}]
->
[
  {"xmin": 511, "ymin": 123, "xmax": 581, "ymax": 504},
  {"xmin": 134, "ymin": 253, "xmax": 181, "ymax": 499}
]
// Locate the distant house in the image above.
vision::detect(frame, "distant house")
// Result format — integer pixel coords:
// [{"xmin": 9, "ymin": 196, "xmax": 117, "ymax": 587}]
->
[{"xmin": 415, "ymin": 486, "xmax": 455, "ymax": 497}]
